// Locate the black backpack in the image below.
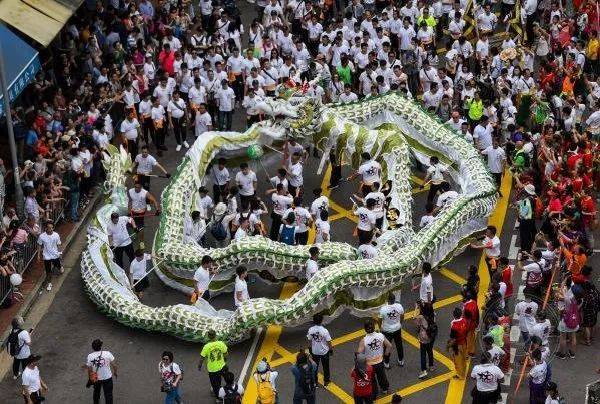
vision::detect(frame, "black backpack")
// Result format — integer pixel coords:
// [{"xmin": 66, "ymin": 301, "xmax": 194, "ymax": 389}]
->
[
  {"xmin": 426, "ymin": 321, "xmax": 438, "ymax": 340},
  {"xmin": 210, "ymin": 216, "xmax": 228, "ymax": 241},
  {"xmin": 299, "ymin": 364, "xmax": 316, "ymax": 395},
  {"xmin": 7, "ymin": 328, "xmax": 23, "ymax": 357},
  {"xmin": 222, "ymin": 384, "xmax": 241, "ymax": 404}
]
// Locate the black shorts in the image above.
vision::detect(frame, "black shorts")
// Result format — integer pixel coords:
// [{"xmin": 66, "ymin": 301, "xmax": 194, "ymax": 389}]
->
[
  {"xmin": 43, "ymin": 258, "xmax": 61, "ymax": 274},
  {"xmin": 133, "ymin": 276, "xmax": 149, "ymax": 292}
]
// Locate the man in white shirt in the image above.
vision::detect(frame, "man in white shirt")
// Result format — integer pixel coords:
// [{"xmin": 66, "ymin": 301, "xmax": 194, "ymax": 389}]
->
[
  {"xmin": 515, "ymin": 295, "xmax": 539, "ymax": 346},
  {"xmin": 339, "ymin": 84, "xmax": 358, "ymax": 103},
  {"xmin": 37, "ymin": 221, "xmax": 63, "ymax": 292},
  {"xmin": 481, "ymin": 138, "xmax": 506, "ymax": 192},
  {"xmin": 353, "ymin": 198, "xmax": 377, "ymax": 245},
  {"xmin": 470, "ymin": 353, "xmax": 504, "ymax": 402},
  {"xmin": 216, "ymin": 80, "xmax": 235, "ymax": 130},
  {"xmin": 283, "ymin": 197, "xmax": 312, "ymax": 245},
  {"xmin": 167, "ymin": 91, "xmax": 189, "ymax": 151},
  {"xmin": 287, "ymin": 152, "xmax": 304, "ymax": 198},
  {"xmin": 471, "ymin": 225, "xmax": 501, "ymax": 275},
  {"xmin": 119, "ymin": 112, "xmax": 141, "ymax": 157},
  {"xmin": 348, "ymin": 152, "xmax": 382, "ymax": 194},
  {"xmin": 234, "ymin": 266, "xmax": 249, "ymax": 307},
  {"xmin": 133, "ymin": 145, "xmax": 169, "ymax": 191},
  {"xmin": 21, "ymin": 355, "xmax": 47, "ymax": 403},
  {"xmin": 150, "ymin": 97, "xmax": 167, "ymax": 154},
  {"xmin": 307, "ymin": 313, "xmax": 333, "ymax": 386},
  {"xmin": 107, "ymin": 212, "xmax": 136, "ymax": 272},
  {"xmin": 211, "ymin": 157, "xmax": 230, "ymax": 203},
  {"xmin": 473, "ymin": 116, "xmax": 493, "ymax": 150},
  {"xmin": 380, "ymin": 293, "xmax": 405, "ymax": 367},
  {"xmin": 358, "ymin": 241, "xmax": 378, "ymax": 259},
  {"xmin": 268, "ymin": 183, "xmax": 293, "ymax": 241},
  {"xmin": 194, "ymin": 103, "xmax": 213, "ymax": 138},
  {"xmin": 305, "ymin": 246, "xmax": 320, "ymax": 280},
  {"xmin": 421, "ymin": 155, "xmax": 449, "ymax": 204},
  {"xmin": 235, "ymin": 162, "xmax": 257, "ymax": 210},
  {"xmin": 420, "ymin": 262, "xmax": 434, "ymax": 303},
  {"xmin": 86, "ymin": 339, "xmax": 117, "ymax": 403},
  {"xmin": 10, "ymin": 316, "xmax": 32, "ymax": 379},
  {"xmin": 435, "ymin": 182, "xmax": 459, "ymax": 213},
  {"xmin": 194, "ymin": 255, "xmax": 216, "ymax": 300}
]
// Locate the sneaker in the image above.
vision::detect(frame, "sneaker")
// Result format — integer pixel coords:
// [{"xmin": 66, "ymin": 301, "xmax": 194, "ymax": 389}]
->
[
  {"xmin": 176, "ymin": 144, "xmax": 182, "ymax": 151},
  {"xmin": 568, "ymin": 351, "xmax": 575, "ymax": 359},
  {"xmin": 46, "ymin": 283, "xmax": 53, "ymax": 291},
  {"xmin": 418, "ymin": 370, "xmax": 428, "ymax": 379},
  {"xmin": 398, "ymin": 359, "xmax": 405, "ymax": 367},
  {"xmin": 555, "ymin": 352, "xmax": 567, "ymax": 360},
  {"xmin": 183, "ymin": 141, "xmax": 190, "ymax": 148},
  {"xmin": 384, "ymin": 362, "xmax": 390, "ymax": 369}
]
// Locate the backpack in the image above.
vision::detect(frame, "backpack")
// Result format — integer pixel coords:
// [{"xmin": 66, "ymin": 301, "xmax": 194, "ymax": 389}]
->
[
  {"xmin": 7, "ymin": 328, "xmax": 23, "ymax": 357},
  {"xmin": 298, "ymin": 364, "xmax": 316, "ymax": 395},
  {"xmin": 353, "ymin": 367, "xmax": 374, "ymax": 397},
  {"xmin": 563, "ymin": 299, "xmax": 580, "ymax": 329},
  {"xmin": 257, "ymin": 373, "xmax": 276, "ymax": 404},
  {"xmin": 210, "ymin": 216, "xmax": 228, "ymax": 241},
  {"xmin": 223, "ymin": 384, "xmax": 242, "ymax": 404},
  {"xmin": 279, "ymin": 225, "xmax": 295, "ymax": 245}
]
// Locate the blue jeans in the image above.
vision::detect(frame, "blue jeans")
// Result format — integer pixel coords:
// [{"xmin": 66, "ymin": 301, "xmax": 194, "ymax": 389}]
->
[
  {"xmin": 218, "ymin": 111, "xmax": 232, "ymax": 130},
  {"xmin": 164, "ymin": 386, "xmax": 182, "ymax": 404},
  {"xmin": 70, "ymin": 191, "xmax": 80, "ymax": 220}
]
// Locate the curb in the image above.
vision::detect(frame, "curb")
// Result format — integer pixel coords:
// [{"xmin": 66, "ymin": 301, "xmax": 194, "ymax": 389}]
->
[{"xmin": 0, "ymin": 192, "xmax": 103, "ymax": 346}]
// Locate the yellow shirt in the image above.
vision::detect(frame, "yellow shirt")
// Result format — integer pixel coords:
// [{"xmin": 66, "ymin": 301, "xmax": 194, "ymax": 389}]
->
[{"xmin": 587, "ymin": 38, "xmax": 599, "ymax": 61}]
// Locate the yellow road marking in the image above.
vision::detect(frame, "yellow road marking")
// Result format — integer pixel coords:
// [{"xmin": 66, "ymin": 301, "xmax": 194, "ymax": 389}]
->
[
  {"xmin": 375, "ymin": 372, "xmax": 454, "ymax": 403},
  {"xmin": 242, "ymin": 282, "xmax": 299, "ymax": 403},
  {"xmin": 439, "ymin": 267, "xmax": 468, "ymax": 285},
  {"xmin": 444, "ymin": 171, "xmax": 513, "ymax": 403}
]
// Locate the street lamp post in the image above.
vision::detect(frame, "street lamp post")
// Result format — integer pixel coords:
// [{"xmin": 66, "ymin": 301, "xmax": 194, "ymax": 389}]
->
[{"xmin": 0, "ymin": 35, "xmax": 24, "ymax": 217}]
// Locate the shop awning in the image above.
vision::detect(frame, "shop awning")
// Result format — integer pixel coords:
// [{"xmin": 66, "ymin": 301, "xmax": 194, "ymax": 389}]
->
[
  {"xmin": 0, "ymin": 0, "xmax": 84, "ymax": 47},
  {"xmin": 0, "ymin": 23, "xmax": 41, "ymax": 115}
]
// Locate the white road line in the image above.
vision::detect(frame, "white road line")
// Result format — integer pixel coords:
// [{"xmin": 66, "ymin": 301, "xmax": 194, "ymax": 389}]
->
[
  {"xmin": 238, "ymin": 326, "xmax": 264, "ymax": 386},
  {"xmin": 510, "ymin": 347, "xmax": 517, "ymax": 364},
  {"xmin": 508, "ymin": 234, "xmax": 519, "ymax": 260},
  {"xmin": 517, "ymin": 285, "xmax": 525, "ymax": 301},
  {"xmin": 500, "ymin": 392, "xmax": 508, "ymax": 403},
  {"xmin": 510, "ymin": 325, "xmax": 521, "ymax": 343}
]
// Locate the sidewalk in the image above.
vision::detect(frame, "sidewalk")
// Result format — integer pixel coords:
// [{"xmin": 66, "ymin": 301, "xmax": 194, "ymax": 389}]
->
[{"xmin": 0, "ymin": 193, "xmax": 102, "ymax": 342}]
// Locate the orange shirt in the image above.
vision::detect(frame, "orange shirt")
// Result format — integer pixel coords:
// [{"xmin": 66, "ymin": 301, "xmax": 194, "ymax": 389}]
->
[{"xmin": 562, "ymin": 247, "xmax": 587, "ymax": 275}]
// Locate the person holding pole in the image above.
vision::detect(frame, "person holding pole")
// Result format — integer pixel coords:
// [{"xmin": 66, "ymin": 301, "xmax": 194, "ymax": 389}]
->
[
  {"xmin": 129, "ymin": 249, "xmax": 152, "ymax": 299},
  {"xmin": 107, "ymin": 212, "xmax": 137, "ymax": 271},
  {"xmin": 193, "ymin": 255, "xmax": 216, "ymax": 302},
  {"xmin": 127, "ymin": 181, "xmax": 161, "ymax": 245},
  {"xmin": 132, "ymin": 145, "xmax": 170, "ymax": 191}
]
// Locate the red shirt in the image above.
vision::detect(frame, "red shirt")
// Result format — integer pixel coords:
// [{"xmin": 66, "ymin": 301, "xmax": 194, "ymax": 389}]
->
[
  {"xmin": 158, "ymin": 50, "xmax": 175, "ymax": 74},
  {"xmin": 450, "ymin": 317, "xmax": 468, "ymax": 345},
  {"xmin": 581, "ymin": 196, "xmax": 597, "ymax": 227},
  {"xmin": 566, "ymin": 153, "xmax": 583, "ymax": 171},
  {"xmin": 463, "ymin": 299, "xmax": 479, "ymax": 330},
  {"xmin": 351, "ymin": 365, "xmax": 374, "ymax": 397},
  {"xmin": 501, "ymin": 265, "xmax": 513, "ymax": 298}
]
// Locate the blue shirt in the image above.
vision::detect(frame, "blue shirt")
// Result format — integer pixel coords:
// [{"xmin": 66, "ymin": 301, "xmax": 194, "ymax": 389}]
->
[{"xmin": 25, "ymin": 130, "xmax": 38, "ymax": 147}]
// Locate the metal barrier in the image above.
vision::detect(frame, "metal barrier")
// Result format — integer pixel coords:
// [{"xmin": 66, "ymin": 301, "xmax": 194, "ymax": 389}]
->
[{"xmin": 0, "ymin": 197, "xmax": 69, "ymax": 307}]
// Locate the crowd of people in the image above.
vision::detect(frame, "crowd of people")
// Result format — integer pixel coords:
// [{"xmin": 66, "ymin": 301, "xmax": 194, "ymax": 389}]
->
[{"xmin": 1, "ymin": 0, "xmax": 599, "ymax": 402}]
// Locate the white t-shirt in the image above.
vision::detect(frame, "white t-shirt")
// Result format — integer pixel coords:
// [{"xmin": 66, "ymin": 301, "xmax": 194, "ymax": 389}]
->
[
  {"xmin": 135, "ymin": 154, "xmax": 158, "ymax": 175},
  {"xmin": 86, "ymin": 351, "xmax": 115, "ymax": 381},
  {"xmin": 307, "ymin": 325, "xmax": 332, "ymax": 355},
  {"xmin": 212, "ymin": 166, "xmax": 230, "ymax": 186},
  {"xmin": 358, "ymin": 160, "xmax": 381, "ymax": 184},
  {"xmin": 483, "ymin": 235, "xmax": 501, "ymax": 257},
  {"xmin": 120, "ymin": 118, "xmax": 140, "ymax": 140},
  {"xmin": 22, "ymin": 366, "xmax": 41, "ymax": 393},
  {"xmin": 234, "ymin": 276, "xmax": 249, "ymax": 306},
  {"xmin": 420, "ymin": 214, "xmax": 435, "ymax": 228},
  {"xmin": 436, "ymin": 190, "xmax": 459, "ymax": 208},
  {"xmin": 487, "ymin": 345, "xmax": 505, "ymax": 366},
  {"xmin": 310, "ymin": 196, "xmax": 329, "ymax": 218},
  {"xmin": 363, "ymin": 332, "xmax": 386, "ymax": 365},
  {"xmin": 15, "ymin": 329, "xmax": 31, "ymax": 360},
  {"xmin": 218, "ymin": 384, "xmax": 244, "ymax": 398},
  {"xmin": 315, "ymin": 219, "xmax": 330, "ymax": 244},
  {"xmin": 288, "ymin": 162, "xmax": 303, "ymax": 187},
  {"xmin": 427, "ymin": 164, "xmax": 447, "ymax": 184},
  {"xmin": 167, "ymin": 99, "xmax": 186, "ymax": 119},
  {"xmin": 365, "ymin": 192, "xmax": 385, "ymax": 219},
  {"xmin": 531, "ymin": 320, "xmax": 552, "ymax": 346},
  {"xmin": 130, "ymin": 253, "xmax": 151, "ymax": 280},
  {"xmin": 358, "ymin": 243, "xmax": 377, "ymax": 259},
  {"xmin": 128, "ymin": 188, "xmax": 148, "ymax": 212},
  {"xmin": 380, "ymin": 303, "xmax": 404, "ymax": 333},
  {"xmin": 234, "ymin": 227, "xmax": 248, "ymax": 241},
  {"xmin": 37, "ymin": 232, "xmax": 61, "ymax": 260},
  {"xmin": 271, "ymin": 194, "xmax": 293, "ymax": 216},
  {"xmin": 107, "ymin": 217, "xmax": 133, "ymax": 247},
  {"xmin": 284, "ymin": 207, "xmax": 311, "ymax": 233},
  {"xmin": 420, "ymin": 274, "xmax": 434, "ymax": 302},
  {"xmin": 355, "ymin": 207, "xmax": 376, "ymax": 231},
  {"xmin": 236, "ymin": 171, "xmax": 257, "ymax": 196},
  {"xmin": 306, "ymin": 258, "xmax": 319, "ymax": 279},
  {"xmin": 481, "ymin": 146, "xmax": 506, "ymax": 174},
  {"xmin": 515, "ymin": 300, "xmax": 538, "ymax": 332},
  {"xmin": 471, "ymin": 363, "xmax": 504, "ymax": 391},
  {"xmin": 193, "ymin": 266, "xmax": 210, "ymax": 294},
  {"xmin": 529, "ymin": 361, "xmax": 548, "ymax": 384}
]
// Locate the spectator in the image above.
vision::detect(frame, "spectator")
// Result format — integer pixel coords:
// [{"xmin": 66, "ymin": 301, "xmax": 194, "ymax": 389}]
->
[
  {"xmin": 291, "ymin": 351, "xmax": 317, "ymax": 404},
  {"xmin": 86, "ymin": 339, "xmax": 117, "ymax": 404}
]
